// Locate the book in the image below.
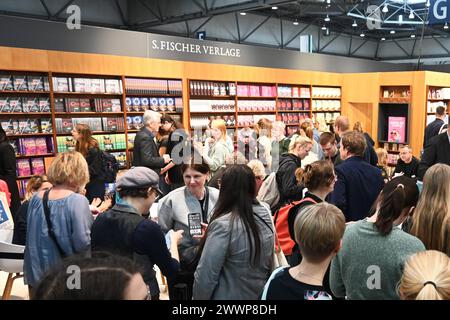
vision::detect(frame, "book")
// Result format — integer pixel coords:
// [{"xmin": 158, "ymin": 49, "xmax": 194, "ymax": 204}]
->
[
  {"xmin": 13, "ymin": 76, "xmax": 28, "ymax": 91},
  {"xmin": 16, "ymin": 159, "xmax": 31, "ymax": 177},
  {"xmin": 102, "ymin": 99, "xmax": 113, "ymax": 112},
  {"xmin": 0, "ymin": 97, "xmax": 12, "ymax": 112},
  {"xmin": 64, "ymin": 136, "xmax": 76, "ymax": 151},
  {"xmin": 65, "ymin": 98, "xmax": 80, "ymax": 112},
  {"xmin": 54, "ymin": 98, "xmax": 65, "ymax": 112},
  {"xmin": 53, "ymin": 77, "xmax": 69, "ymax": 92},
  {"xmin": 22, "ymin": 138, "xmax": 37, "ymax": 155},
  {"xmin": 111, "ymin": 99, "xmax": 121, "ymax": 112},
  {"xmin": 22, "ymin": 97, "xmax": 39, "ymax": 112},
  {"xmin": 27, "ymin": 76, "xmax": 46, "ymax": 91},
  {"xmin": 388, "ymin": 116, "xmax": 406, "ymax": 144},
  {"xmin": 103, "ymin": 135, "xmax": 115, "ymax": 150},
  {"xmin": 39, "ymin": 98, "xmax": 51, "ymax": 112},
  {"xmin": 35, "ymin": 137, "xmax": 48, "ymax": 154},
  {"xmin": 10, "ymin": 97, "xmax": 22, "ymax": 112},
  {"xmin": 0, "ymin": 74, "xmax": 13, "ymax": 91},
  {"xmin": 62, "ymin": 118, "xmax": 74, "ymax": 133},
  {"xmin": 79, "ymin": 99, "xmax": 91, "ymax": 112},
  {"xmin": 31, "ymin": 158, "xmax": 45, "ymax": 175}
]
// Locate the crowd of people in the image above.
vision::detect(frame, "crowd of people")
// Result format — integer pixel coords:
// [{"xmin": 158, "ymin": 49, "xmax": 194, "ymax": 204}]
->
[{"xmin": 1, "ymin": 106, "xmax": 450, "ymax": 300}]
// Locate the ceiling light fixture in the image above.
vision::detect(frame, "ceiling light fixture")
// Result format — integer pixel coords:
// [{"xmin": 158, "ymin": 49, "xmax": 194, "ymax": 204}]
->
[
  {"xmin": 272, "ymin": 6, "xmax": 278, "ymax": 10},
  {"xmin": 390, "ymin": 30, "xmax": 396, "ymax": 34},
  {"xmin": 321, "ymin": 25, "xmax": 327, "ymax": 30},
  {"xmin": 293, "ymin": 20, "xmax": 299, "ymax": 25},
  {"xmin": 381, "ymin": 37, "xmax": 386, "ymax": 41},
  {"xmin": 444, "ymin": 22, "xmax": 449, "ymax": 29},
  {"xmin": 410, "ymin": 34, "xmax": 415, "ymax": 38},
  {"xmin": 426, "ymin": 0, "xmax": 431, "ymax": 8},
  {"xmin": 240, "ymin": 12, "xmax": 246, "ymax": 16},
  {"xmin": 352, "ymin": 20, "xmax": 357, "ymax": 27},
  {"xmin": 325, "ymin": 14, "xmax": 330, "ymax": 22},
  {"xmin": 409, "ymin": 10, "xmax": 414, "ymax": 19},
  {"xmin": 382, "ymin": 4, "xmax": 388, "ymax": 13},
  {"xmin": 360, "ymin": 33, "xmax": 365, "ymax": 37}
]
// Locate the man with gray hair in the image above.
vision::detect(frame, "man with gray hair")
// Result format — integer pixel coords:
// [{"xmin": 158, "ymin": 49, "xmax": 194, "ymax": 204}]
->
[{"xmin": 132, "ymin": 110, "xmax": 171, "ymax": 173}]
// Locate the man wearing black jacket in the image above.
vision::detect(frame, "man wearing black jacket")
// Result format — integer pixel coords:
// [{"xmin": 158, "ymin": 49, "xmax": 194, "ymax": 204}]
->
[
  {"xmin": 334, "ymin": 116, "xmax": 378, "ymax": 167},
  {"xmin": 418, "ymin": 123, "xmax": 450, "ymax": 180},
  {"xmin": 275, "ymin": 136, "xmax": 312, "ymax": 212},
  {"xmin": 423, "ymin": 106, "xmax": 447, "ymax": 148},
  {"xmin": 132, "ymin": 110, "xmax": 171, "ymax": 173}
]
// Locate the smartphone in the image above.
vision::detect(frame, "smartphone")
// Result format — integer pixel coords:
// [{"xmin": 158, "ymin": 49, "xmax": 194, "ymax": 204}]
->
[{"xmin": 188, "ymin": 213, "xmax": 202, "ymax": 236}]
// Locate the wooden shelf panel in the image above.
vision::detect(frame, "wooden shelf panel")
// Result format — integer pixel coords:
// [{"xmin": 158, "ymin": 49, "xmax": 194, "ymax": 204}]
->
[
  {"xmin": 277, "ymin": 96, "xmax": 311, "ymax": 99},
  {"xmin": 379, "ymin": 98, "xmax": 410, "ymax": 103},
  {"xmin": 0, "ymin": 112, "xmax": 52, "ymax": 116},
  {"xmin": 312, "ymin": 97, "xmax": 341, "ymax": 100},
  {"xmin": 7, "ymin": 133, "xmax": 53, "ymax": 137},
  {"xmin": 125, "ymin": 93, "xmax": 181, "ymax": 97},
  {"xmin": 57, "ymin": 131, "xmax": 125, "ymax": 135},
  {"xmin": 54, "ymin": 112, "xmax": 124, "ymax": 116},
  {"xmin": 427, "ymin": 98, "xmax": 450, "ymax": 101},
  {"xmin": 16, "ymin": 153, "xmax": 55, "ymax": 158},
  {"xmin": 312, "ymin": 110, "xmax": 341, "ymax": 113},
  {"xmin": 126, "ymin": 111, "xmax": 182, "ymax": 115},
  {"xmin": 278, "ymin": 110, "xmax": 311, "ymax": 113},
  {"xmin": 190, "ymin": 111, "xmax": 236, "ymax": 114},
  {"xmin": 0, "ymin": 90, "xmax": 50, "ymax": 95},
  {"xmin": 190, "ymin": 95, "xmax": 235, "ymax": 99},
  {"xmin": 53, "ymin": 92, "xmax": 123, "ymax": 97},
  {"xmin": 237, "ymin": 110, "xmax": 276, "ymax": 114},
  {"xmin": 236, "ymin": 96, "xmax": 276, "ymax": 100}
]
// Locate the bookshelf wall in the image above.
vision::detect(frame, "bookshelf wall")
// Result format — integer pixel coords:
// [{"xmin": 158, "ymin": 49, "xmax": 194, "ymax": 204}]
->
[
  {"xmin": 378, "ymin": 85, "xmax": 411, "ymax": 169},
  {"xmin": 426, "ymin": 86, "xmax": 450, "ymax": 126},
  {"xmin": 1, "ymin": 70, "xmax": 184, "ymax": 197},
  {"xmin": 187, "ymin": 79, "xmax": 341, "ymax": 139}
]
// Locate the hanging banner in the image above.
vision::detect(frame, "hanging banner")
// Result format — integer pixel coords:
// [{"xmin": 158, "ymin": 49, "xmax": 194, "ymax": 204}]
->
[{"xmin": 428, "ymin": 0, "xmax": 449, "ymax": 24}]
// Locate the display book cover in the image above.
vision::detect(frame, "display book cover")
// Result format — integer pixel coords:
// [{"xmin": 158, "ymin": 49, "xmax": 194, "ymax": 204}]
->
[{"xmin": 387, "ymin": 116, "xmax": 406, "ymax": 144}]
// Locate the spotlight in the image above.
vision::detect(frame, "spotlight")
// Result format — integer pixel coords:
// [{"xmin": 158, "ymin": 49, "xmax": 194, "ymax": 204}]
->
[
  {"xmin": 390, "ymin": 30, "xmax": 395, "ymax": 34},
  {"xmin": 240, "ymin": 12, "xmax": 246, "ymax": 16},
  {"xmin": 426, "ymin": 0, "xmax": 430, "ymax": 8},
  {"xmin": 382, "ymin": 4, "xmax": 388, "ymax": 13},
  {"xmin": 293, "ymin": 20, "xmax": 299, "ymax": 25},
  {"xmin": 360, "ymin": 33, "xmax": 365, "ymax": 37},
  {"xmin": 409, "ymin": 11, "xmax": 414, "ymax": 19},
  {"xmin": 444, "ymin": 22, "xmax": 449, "ymax": 29},
  {"xmin": 324, "ymin": 14, "xmax": 330, "ymax": 22},
  {"xmin": 381, "ymin": 37, "xmax": 386, "ymax": 41},
  {"xmin": 272, "ymin": 6, "xmax": 278, "ymax": 10},
  {"xmin": 321, "ymin": 25, "xmax": 327, "ymax": 30},
  {"xmin": 352, "ymin": 20, "xmax": 357, "ymax": 27},
  {"xmin": 410, "ymin": 34, "xmax": 415, "ymax": 38}
]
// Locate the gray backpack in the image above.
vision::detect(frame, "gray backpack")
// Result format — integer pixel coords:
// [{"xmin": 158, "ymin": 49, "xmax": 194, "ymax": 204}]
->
[{"xmin": 257, "ymin": 172, "xmax": 280, "ymax": 209}]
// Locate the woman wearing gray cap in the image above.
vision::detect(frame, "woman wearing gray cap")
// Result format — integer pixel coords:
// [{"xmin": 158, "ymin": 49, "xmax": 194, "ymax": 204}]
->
[
  {"xmin": 91, "ymin": 166, "xmax": 183, "ymax": 300},
  {"xmin": 158, "ymin": 157, "xmax": 220, "ymax": 300}
]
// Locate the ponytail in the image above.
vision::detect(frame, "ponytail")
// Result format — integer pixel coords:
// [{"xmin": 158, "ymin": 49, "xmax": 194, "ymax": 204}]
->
[{"xmin": 374, "ymin": 177, "xmax": 419, "ymax": 236}]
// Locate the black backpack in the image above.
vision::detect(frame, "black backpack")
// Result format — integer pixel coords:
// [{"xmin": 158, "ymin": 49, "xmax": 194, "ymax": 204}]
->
[{"xmin": 99, "ymin": 151, "xmax": 119, "ymax": 183}]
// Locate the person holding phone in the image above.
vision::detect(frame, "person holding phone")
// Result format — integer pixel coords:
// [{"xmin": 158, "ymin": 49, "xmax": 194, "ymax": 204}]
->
[{"xmin": 158, "ymin": 157, "xmax": 220, "ymax": 300}]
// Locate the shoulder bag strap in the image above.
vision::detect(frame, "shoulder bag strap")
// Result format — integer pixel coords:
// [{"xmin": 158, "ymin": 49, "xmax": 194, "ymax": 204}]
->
[{"xmin": 43, "ymin": 189, "xmax": 66, "ymax": 257}]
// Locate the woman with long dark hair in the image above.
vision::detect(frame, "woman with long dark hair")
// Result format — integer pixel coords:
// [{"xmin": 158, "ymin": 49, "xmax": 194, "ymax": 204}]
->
[
  {"xmin": 0, "ymin": 126, "xmax": 21, "ymax": 216},
  {"xmin": 193, "ymin": 165, "xmax": 274, "ymax": 300},
  {"xmin": 72, "ymin": 123, "xmax": 104, "ymax": 202}
]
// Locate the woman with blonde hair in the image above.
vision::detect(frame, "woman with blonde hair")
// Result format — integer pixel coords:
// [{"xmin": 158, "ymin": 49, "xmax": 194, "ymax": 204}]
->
[
  {"xmin": 398, "ymin": 250, "xmax": 450, "ymax": 300},
  {"xmin": 255, "ymin": 118, "xmax": 273, "ymax": 170},
  {"xmin": 24, "ymin": 151, "xmax": 94, "ymax": 289},
  {"xmin": 72, "ymin": 123, "xmax": 105, "ymax": 202},
  {"xmin": 375, "ymin": 148, "xmax": 389, "ymax": 183},
  {"xmin": 247, "ymin": 159, "xmax": 266, "ymax": 194},
  {"xmin": 410, "ymin": 164, "xmax": 450, "ymax": 256},
  {"xmin": 200, "ymin": 119, "xmax": 231, "ymax": 175}
]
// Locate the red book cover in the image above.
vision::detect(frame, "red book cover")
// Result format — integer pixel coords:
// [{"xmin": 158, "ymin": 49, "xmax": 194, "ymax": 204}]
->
[{"xmin": 388, "ymin": 117, "xmax": 406, "ymax": 143}]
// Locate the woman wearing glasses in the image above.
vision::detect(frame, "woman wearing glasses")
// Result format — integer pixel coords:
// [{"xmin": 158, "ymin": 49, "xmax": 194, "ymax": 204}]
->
[{"xmin": 158, "ymin": 157, "xmax": 220, "ymax": 300}]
